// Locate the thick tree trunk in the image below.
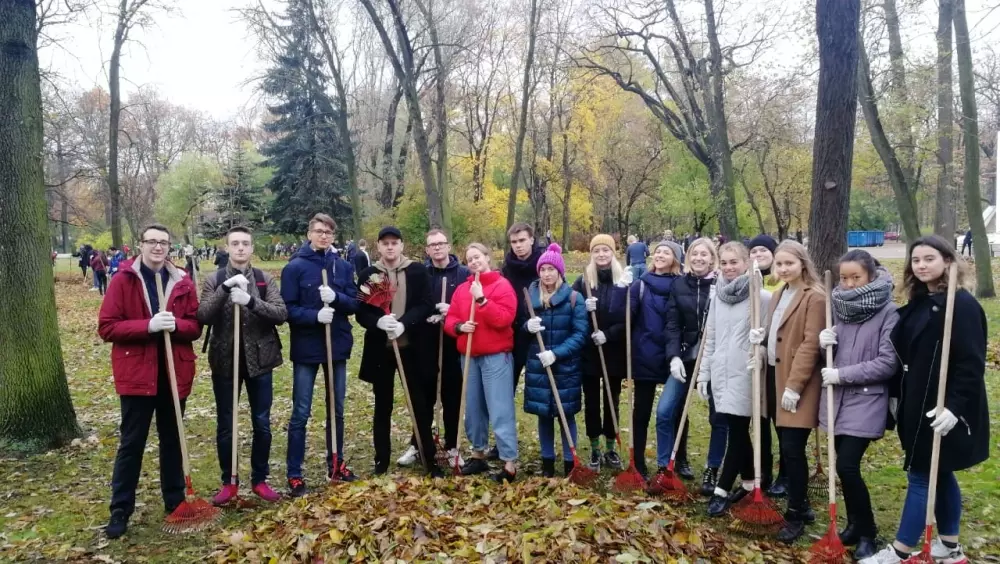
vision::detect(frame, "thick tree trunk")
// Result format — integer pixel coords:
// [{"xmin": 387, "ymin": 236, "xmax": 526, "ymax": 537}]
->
[
  {"xmin": 703, "ymin": 0, "xmax": 739, "ymax": 240},
  {"xmin": 954, "ymin": 0, "xmax": 995, "ymax": 297},
  {"xmin": 394, "ymin": 111, "xmax": 413, "ymax": 208},
  {"xmin": 505, "ymin": 0, "xmax": 540, "ymax": 230},
  {"xmin": 809, "ymin": 0, "xmax": 860, "ymax": 274},
  {"xmin": 883, "ymin": 0, "xmax": 916, "ymax": 181},
  {"xmin": 858, "ymin": 42, "xmax": 922, "ymax": 242},
  {"xmin": 422, "ymin": 0, "xmax": 452, "ymax": 236},
  {"xmin": 380, "ymin": 85, "xmax": 402, "ymax": 209},
  {"xmin": 935, "ymin": 0, "xmax": 956, "ymax": 238},
  {"xmin": 0, "ymin": 0, "xmax": 80, "ymax": 452},
  {"xmin": 108, "ymin": 7, "xmax": 126, "ymax": 248}
]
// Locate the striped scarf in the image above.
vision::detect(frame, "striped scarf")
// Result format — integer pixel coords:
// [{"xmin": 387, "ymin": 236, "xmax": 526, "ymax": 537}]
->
[{"xmin": 831, "ymin": 269, "xmax": 894, "ymax": 324}]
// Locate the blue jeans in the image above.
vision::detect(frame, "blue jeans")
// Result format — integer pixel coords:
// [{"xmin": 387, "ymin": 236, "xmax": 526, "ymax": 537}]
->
[
  {"xmin": 654, "ymin": 377, "xmax": 686, "ymax": 467},
  {"xmin": 707, "ymin": 391, "xmax": 728, "ymax": 468},
  {"xmin": 538, "ymin": 415, "xmax": 577, "ymax": 460},
  {"xmin": 630, "ymin": 265, "xmax": 646, "ymax": 280},
  {"xmin": 465, "ymin": 353, "xmax": 518, "ymax": 461},
  {"xmin": 286, "ymin": 361, "xmax": 346, "ymax": 479},
  {"xmin": 896, "ymin": 469, "xmax": 962, "ymax": 547},
  {"xmin": 212, "ymin": 371, "xmax": 273, "ymax": 484}
]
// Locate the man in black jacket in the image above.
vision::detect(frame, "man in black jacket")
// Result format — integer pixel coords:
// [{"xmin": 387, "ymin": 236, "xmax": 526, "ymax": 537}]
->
[
  {"xmin": 501, "ymin": 222, "xmax": 543, "ymax": 391},
  {"xmin": 355, "ymin": 226, "xmax": 440, "ymax": 476}
]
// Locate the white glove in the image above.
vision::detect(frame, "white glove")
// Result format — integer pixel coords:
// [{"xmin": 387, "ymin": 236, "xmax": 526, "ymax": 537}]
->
[
  {"xmin": 458, "ymin": 321, "xmax": 477, "ymax": 334},
  {"xmin": 470, "ymin": 281, "xmax": 484, "ymax": 300},
  {"xmin": 591, "ymin": 330, "xmax": 606, "ymax": 346},
  {"xmin": 537, "ymin": 350, "xmax": 556, "ymax": 368},
  {"xmin": 747, "ymin": 349, "xmax": 763, "ymax": 374},
  {"xmin": 376, "ymin": 315, "xmax": 398, "ymax": 332},
  {"xmin": 148, "ymin": 311, "xmax": 176, "ymax": 333},
  {"xmin": 821, "ymin": 367, "xmax": 840, "ymax": 387},
  {"xmin": 669, "ymin": 357, "xmax": 687, "ymax": 383},
  {"xmin": 527, "ymin": 316, "xmax": 545, "ymax": 334},
  {"xmin": 389, "ymin": 323, "xmax": 406, "ymax": 340},
  {"xmin": 617, "ymin": 269, "xmax": 633, "ymax": 288},
  {"xmin": 230, "ymin": 287, "xmax": 251, "ymax": 306},
  {"xmin": 585, "ymin": 296, "xmax": 598, "ymax": 312},
  {"xmin": 426, "ymin": 314, "xmax": 443, "ymax": 324},
  {"xmin": 926, "ymin": 408, "xmax": 958, "ymax": 436},
  {"xmin": 819, "ymin": 327, "xmax": 837, "ymax": 349},
  {"xmin": 889, "ymin": 398, "xmax": 899, "ymax": 419},
  {"xmin": 781, "ymin": 388, "xmax": 800, "ymax": 413},
  {"xmin": 319, "ymin": 285, "xmax": 336, "ymax": 304},
  {"xmin": 223, "ymin": 274, "xmax": 249, "ymax": 289},
  {"xmin": 697, "ymin": 381, "xmax": 709, "ymax": 401},
  {"xmin": 436, "ymin": 302, "xmax": 450, "ymax": 316},
  {"xmin": 748, "ymin": 328, "xmax": 765, "ymax": 346},
  {"xmin": 317, "ymin": 306, "xmax": 335, "ymax": 324}
]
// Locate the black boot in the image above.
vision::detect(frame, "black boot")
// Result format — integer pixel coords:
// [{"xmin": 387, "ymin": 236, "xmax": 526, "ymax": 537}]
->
[
  {"xmin": 700, "ymin": 467, "xmax": 719, "ymax": 497},
  {"xmin": 776, "ymin": 519, "xmax": 806, "ymax": 544},
  {"xmin": 839, "ymin": 521, "xmax": 860, "ymax": 546},
  {"xmin": 541, "ymin": 458, "xmax": 556, "ymax": 478},
  {"xmin": 460, "ymin": 458, "xmax": 490, "ymax": 476},
  {"xmin": 563, "ymin": 460, "xmax": 575, "ymax": 477},
  {"xmin": 707, "ymin": 494, "xmax": 730, "ymax": 517},
  {"xmin": 105, "ymin": 509, "xmax": 128, "ymax": 540},
  {"xmin": 766, "ymin": 475, "xmax": 788, "ymax": 498},
  {"xmin": 854, "ymin": 537, "xmax": 878, "ymax": 560},
  {"xmin": 676, "ymin": 459, "xmax": 695, "ymax": 481}
]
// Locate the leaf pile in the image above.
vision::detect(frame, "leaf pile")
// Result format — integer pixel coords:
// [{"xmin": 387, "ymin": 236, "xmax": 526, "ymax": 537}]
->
[{"xmin": 210, "ymin": 477, "xmax": 806, "ymax": 563}]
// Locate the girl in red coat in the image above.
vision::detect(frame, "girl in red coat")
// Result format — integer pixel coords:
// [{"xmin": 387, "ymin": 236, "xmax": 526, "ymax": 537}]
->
[{"xmin": 444, "ymin": 242, "xmax": 519, "ymax": 482}]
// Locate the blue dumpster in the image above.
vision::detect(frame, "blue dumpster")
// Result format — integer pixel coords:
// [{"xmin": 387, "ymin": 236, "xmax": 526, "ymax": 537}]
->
[{"xmin": 847, "ymin": 231, "xmax": 885, "ymax": 247}]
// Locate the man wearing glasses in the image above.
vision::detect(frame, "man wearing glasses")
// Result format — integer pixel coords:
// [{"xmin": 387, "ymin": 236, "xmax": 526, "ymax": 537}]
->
[
  {"xmin": 356, "ymin": 226, "xmax": 439, "ymax": 477},
  {"xmin": 396, "ymin": 230, "xmax": 470, "ymax": 468},
  {"xmin": 98, "ymin": 224, "xmax": 202, "ymax": 539},
  {"xmin": 281, "ymin": 213, "xmax": 360, "ymax": 497}
]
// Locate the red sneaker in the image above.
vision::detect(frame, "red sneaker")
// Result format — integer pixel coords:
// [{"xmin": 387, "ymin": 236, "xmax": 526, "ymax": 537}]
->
[
  {"xmin": 252, "ymin": 482, "xmax": 281, "ymax": 503},
  {"xmin": 212, "ymin": 483, "xmax": 239, "ymax": 506}
]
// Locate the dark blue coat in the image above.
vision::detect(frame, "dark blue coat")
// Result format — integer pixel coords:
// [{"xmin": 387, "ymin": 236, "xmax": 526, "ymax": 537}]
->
[
  {"xmin": 523, "ymin": 281, "xmax": 588, "ymax": 418},
  {"xmin": 629, "ymin": 272, "xmax": 679, "ymax": 383},
  {"xmin": 280, "ymin": 244, "xmax": 359, "ymax": 363}
]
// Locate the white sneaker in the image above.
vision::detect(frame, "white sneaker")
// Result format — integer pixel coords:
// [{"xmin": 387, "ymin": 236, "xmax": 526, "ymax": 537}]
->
[
  {"xmin": 447, "ymin": 448, "xmax": 465, "ymax": 468},
  {"xmin": 859, "ymin": 546, "xmax": 906, "ymax": 564},
  {"xmin": 396, "ymin": 445, "xmax": 420, "ymax": 466},
  {"xmin": 931, "ymin": 539, "xmax": 969, "ymax": 564},
  {"xmin": 88, "ymin": 287, "xmax": 98, "ymax": 292}
]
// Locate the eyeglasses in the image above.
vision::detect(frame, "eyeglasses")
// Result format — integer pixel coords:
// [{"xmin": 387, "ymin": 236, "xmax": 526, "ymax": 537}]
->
[
  {"xmin": 311, "ymin": 229, "xmax": 334, "ymax": 238},
  {"xmin": 426, "ymin": 242, "xmax": 450, "ymax": 249},
  {"xmin": 142, "ymin": 240, "xmax": 170, "ymax": 248}
]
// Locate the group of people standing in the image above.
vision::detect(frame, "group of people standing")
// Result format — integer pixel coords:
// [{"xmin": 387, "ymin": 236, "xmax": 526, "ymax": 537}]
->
[{"xmin": 96, "ymin": 216, "xmax": 989, "ymax": 564}]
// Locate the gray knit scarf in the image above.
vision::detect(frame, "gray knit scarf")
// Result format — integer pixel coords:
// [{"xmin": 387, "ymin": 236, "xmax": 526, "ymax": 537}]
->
[
  {"xmin": 716, "ymin": 272, "xmax": 751, "ymax": 305},
  {"xmin": 831, "ymin": 268, "xmax": 894, "ymax": 324}
]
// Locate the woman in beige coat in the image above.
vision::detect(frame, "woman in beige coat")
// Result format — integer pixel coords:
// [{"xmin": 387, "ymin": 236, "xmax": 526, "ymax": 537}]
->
[{"xmin": 748, "ymin": 240, "xmax": 825, "ymax": 544}]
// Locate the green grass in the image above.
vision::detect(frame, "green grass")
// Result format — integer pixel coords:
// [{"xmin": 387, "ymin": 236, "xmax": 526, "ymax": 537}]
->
[{"xmin": 2, "ymin": 260, "xmax": 998, "ymax": 561}]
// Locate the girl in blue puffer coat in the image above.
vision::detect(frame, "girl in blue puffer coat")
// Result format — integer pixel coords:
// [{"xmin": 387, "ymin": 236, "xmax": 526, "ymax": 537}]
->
[{"xmin": 524, "ymin": 244, "xmax": 589, "ymax": 478}]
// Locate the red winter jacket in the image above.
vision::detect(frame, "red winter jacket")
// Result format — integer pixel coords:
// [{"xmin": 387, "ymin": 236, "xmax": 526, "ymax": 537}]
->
[
  {"xmin": 444, "ymin": 270, "xmax": 517, "ymax": 357},
  {"xmin": 98, "ymin": 259, "xmax": 202, "ymax": 398}
]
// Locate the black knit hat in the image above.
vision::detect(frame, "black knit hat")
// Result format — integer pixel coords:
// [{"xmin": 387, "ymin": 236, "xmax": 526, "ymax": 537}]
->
[{"xmin": 748, "ymin": 234, "xmax": 778, "ymax": 254}]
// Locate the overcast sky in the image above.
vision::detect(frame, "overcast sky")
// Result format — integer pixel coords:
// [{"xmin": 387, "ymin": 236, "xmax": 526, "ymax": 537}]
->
[{"xmin": 37, "ymin": 0, "xmax": 1000, "ymax": 122}]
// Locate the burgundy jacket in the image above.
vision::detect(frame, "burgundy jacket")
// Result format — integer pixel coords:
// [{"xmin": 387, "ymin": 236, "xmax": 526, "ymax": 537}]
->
[{"xmin": 98, "ymin": 259, "xmax": 201, "ymax": 398}]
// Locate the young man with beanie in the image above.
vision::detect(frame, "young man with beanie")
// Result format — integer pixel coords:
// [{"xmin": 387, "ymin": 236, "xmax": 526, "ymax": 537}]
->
[
  {"xmin": 197, "ymin": 226, "xmax": 288, "ymax": 504},
  {"xmin": 356, "ymin": 226, "xmax": 440, "ymax": 477},
  {"xmin": 281, "ymin": 214, "xmax": 360, "ymax": 497},
  {"xmin": 98, "ymin": 224, "xmax": 202, "ymax": 539},
  {"xmin": 396, "ymin": 229, "xmax": 469, "ymax": 468}
]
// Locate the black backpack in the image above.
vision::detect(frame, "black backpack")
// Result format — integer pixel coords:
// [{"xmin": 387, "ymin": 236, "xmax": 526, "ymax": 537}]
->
[{"xmin": 202, "ymin": 267, "xmax": 266, "ymax": 353}]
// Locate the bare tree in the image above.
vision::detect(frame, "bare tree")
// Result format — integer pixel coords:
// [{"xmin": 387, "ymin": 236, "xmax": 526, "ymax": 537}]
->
[
  {"xmin": 505, "ymin": 0, "xmax": 541, "ymax": 230},
  {"xmin": 935, "ymin": 0, "xmax": 956, "ymax": 238}
]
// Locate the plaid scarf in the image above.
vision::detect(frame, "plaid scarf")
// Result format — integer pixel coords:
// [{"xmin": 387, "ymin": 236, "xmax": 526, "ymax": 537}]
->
[
  {"xmin": 716, "ymin": 272, "xmax": 751, "ymax": 305},
  {"xmin": 831, "ymin": 269, "xmax": 894, "ymax": 324}
]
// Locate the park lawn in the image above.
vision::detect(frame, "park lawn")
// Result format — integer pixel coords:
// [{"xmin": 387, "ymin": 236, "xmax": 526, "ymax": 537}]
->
[{"xmin": 0, "ymin": 260, "xmax": 997, "ymax": 562}]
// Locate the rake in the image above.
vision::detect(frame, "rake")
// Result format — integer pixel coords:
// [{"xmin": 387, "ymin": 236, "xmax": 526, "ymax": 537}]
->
[
  {"xmin": 524, "ymin": 288, "xmax": 598, "ymax": 487},
  {"xmin": 217, "ymin": 290, "xmax": 257, "ymax": 508},
  {"xmin": 731, "ymin": 261, "xmax": 784, "ymax": 536},
  {"xmin": 156, "ymin": 281, "xmax": 221, "ymax": 533},
  {"xmin": 904, "ymin": 263, "xmax": 959, "ymax": 564},
  {"xmin": 613, "ymin": 286, "xmax": 646, "ymax": 492},
  {"xmin": 453, "ymin": 273, "xmax": 480, "ymax": 475},
  {"xmin": 581, "ymin": 282, "xmax": 623, "ymax": 460},
  {"xmin": 321, "ymin": 270, "xmax": 346, "ymax": 482},
  {"xmin": 808, "ymin": 271, "xmax": 847, "ymax": 562},
  {"xmin": 647, "ymin": 335, "xmax": 708, "ymax": 503},
  {"xmin": 434, "ymin": 279, "xmax": 448, "ymax": 464}
]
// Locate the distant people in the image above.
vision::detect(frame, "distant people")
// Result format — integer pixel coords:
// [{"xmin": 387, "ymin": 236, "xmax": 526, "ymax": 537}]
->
[
  {"xmin": 625, "ymin": 235, "xmax": 649, "ymax": 279},
  {"xmin": 353, "ymin": 239, "xmax": 371, "ymax": 274},
  {"xmin": 78, "ymin": 243, "xmax": 93, "ymax": 280},
  {"xmin": 91, "ymin": 251, "xmax": 109, "ymax": 296},
  {"xmin": 214, "ymin": 247, "xmax": 230, "ymax": 270},
  {"xmin": 961, "ymin": 229, "xmax": 972, "ymax": 257}
]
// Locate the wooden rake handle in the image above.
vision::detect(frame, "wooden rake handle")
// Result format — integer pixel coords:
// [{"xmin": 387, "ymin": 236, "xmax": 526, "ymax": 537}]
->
[
  {"xmin": 824, "ymin": 270, "xmax": 836, "ymax": 505},
  {"xmin": 155, "ymin": 278, "xmax": 192, "ymax": 480},
  {"xmin": 925, "ymin": 263, "xmax": 959, "ymax": 529},
  {"xmin": 749, "ymin": 262, "xmax": 763, "ymax": 486},
  {"xmin": 523, "ymin": 288, "xmax": 578, "ymax": 452},
  {"xmin": 454, "ymin": 273, "xmax": 480, "ymax": 462},
  {"xmin": 582, "ymin": 282, "xmax": 621, "ymax": 439},
  {"xmin": 231, "ymin": 292, "xmax": 241, "ymax": 484},
  {"xmin": 436, "ymin": 279, "xmax": 447, "ymax": 439},
  {"xmin": 321, "ymin": 270, "xmax": 339, "ymax": 460},
  {"xmin": 670, "ymin": 326, "xmax": 709, "ymax": 462}
]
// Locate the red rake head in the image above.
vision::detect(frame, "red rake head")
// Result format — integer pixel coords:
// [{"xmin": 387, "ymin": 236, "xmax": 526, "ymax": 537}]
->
[
  {"xmin": 809, "ymin": 521, "xmax": 848, "ymax": 563},
  {"xmin": 730, "ymin": 488, "xmax": 785, "ymax": 536},
  {"xmin": 163, "ymin": 497, "xmax": 221, "ymax": 534},
  {"xmin": 568, "ymin": 464, "xmax": 598, "ymax": 488},
  {"xmin": 612, "ymin": 448, "xmax": 646, "ymax": 493},
  {"xmin": 902, "ymin": 540, "xmax": 935, "ymax": 564},
  {"xmin": 358, "ymin": 273, "xmax": 396, "ymax": 314}
]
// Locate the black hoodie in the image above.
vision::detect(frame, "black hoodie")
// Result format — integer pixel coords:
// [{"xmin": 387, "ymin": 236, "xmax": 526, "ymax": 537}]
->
[
  {"xmin": 501, "ymin": 246, "xmax": 544, "ymax": 327},
  {"xmin": 425, "ymin": 254, "xmax": 471, "ymax": 357}
]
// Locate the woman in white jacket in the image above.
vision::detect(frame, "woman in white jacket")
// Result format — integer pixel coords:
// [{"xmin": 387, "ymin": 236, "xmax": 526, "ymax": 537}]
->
[{"xmin": 697, "ymin": 242, "xmax": 773, "ymax": 517}]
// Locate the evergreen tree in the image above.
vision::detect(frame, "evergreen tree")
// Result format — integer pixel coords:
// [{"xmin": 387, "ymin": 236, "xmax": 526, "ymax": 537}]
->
[
  {"xmin": 203, "ymin": 143, "xmax": 268, "ymax": 238},
  {"xmin": 259, "ymin": 0, "xmax": 350, "ymax": 236}
]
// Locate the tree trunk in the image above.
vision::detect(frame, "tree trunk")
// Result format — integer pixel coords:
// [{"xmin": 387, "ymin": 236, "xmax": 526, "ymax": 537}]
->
[
  {"xmin": 702, "ymin": 0, "xmax": 740, "ymax": 240},
  {"xmin": 505, "ymin": 0, "xmax": 540, "ymax": 230},
  {"xmin": 56, "ymin": 134, "xmax": 70, "ymax": 252},
  {"xmin": 954, "ymin": 0, "xmax": 995, "ymax": 297},
  {"xmin": 935, "ymin": 0, "xmax": 956, "ymax": 238},
  {"xmin": 108, "ymin": 3, "xmax": 126, "ymax": 248},
  {"xmin": 808, "ymin": 0, "xmax": 860, "ymax": 275},
  {"xmin": 0, "ymin": 0, "xmax": 80, "ymax": 452},
  {"xmin": 883, "ymin": 0, "xmax": 916, "ymax": 181},
  {"xmin": 421, "ymin": 0, "xmax": 452, "ymax": 236},
  {"xmin": 380, "ymin": 85, "xmax": 402, "ymax": 209},
  {"xmin": 857, "ymin": 41, "xmax": 922, "ymax": 242},
  {"xmin": 394, "ymin": 110, "xmax": 413, "ymax": 208},
  {"xmin": 560, "ymin": 131, "xmax": 573, "ymax": 249}
]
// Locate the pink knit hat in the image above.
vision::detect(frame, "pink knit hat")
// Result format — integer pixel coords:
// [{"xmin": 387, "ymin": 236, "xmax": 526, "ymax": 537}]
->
[{"xmin": 536, "ymin": 243, "xmax": 566, "ymax": 277}]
